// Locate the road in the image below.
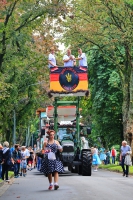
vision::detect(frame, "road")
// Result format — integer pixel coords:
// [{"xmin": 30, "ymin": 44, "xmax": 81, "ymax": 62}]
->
[{"xmin": 0, "ymin": 168, "xmax": 133, "ymax": 200}]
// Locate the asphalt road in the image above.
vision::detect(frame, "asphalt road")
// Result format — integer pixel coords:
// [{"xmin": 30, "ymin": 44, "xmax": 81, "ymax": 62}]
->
[{"xmin": 0, "ymin": 168, "xmax": 133, "ymax": 200}]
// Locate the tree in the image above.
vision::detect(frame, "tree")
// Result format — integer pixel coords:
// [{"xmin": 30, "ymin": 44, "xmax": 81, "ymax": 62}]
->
[
  {"xmin": 0, "ymin": 0, "xmax": 70, "ymax": 143},
  {"xmin": 61, "ymin": 0, "xmax": 133, "ymax": 145}
]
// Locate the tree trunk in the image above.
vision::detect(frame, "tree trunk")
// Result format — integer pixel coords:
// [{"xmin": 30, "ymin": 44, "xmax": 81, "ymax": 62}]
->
[{"xmin": 122, "ymin": 68, "xmax": 133, "ymax": 159}]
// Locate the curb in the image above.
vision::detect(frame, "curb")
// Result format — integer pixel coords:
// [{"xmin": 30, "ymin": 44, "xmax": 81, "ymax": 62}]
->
[
  {"xmin": 0, "ymin": 175, "xmax": 14, "ymax": 187},
  {"xmin": 0, "ymin": 177, "xmax": 14, "ymax": 197},
  {"xmin": 0, "ymin": 181, "xmax": 4, "ymax": 187}
]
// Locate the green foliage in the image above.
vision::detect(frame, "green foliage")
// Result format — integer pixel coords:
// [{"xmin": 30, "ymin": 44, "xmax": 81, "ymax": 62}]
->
[
  {"xmin": 88, "ymin": 50, "xmax": 123, "ymax": 147},
  {"xmin": 0, "ymin": 0, "xmax": 70, "ymax": 144},
  {"xmin": 60, "ymin": 0, "xmax": 133, "ymax": 145}
]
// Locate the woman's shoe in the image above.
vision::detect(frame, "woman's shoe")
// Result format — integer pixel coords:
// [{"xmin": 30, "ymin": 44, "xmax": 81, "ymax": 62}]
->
[
  {"xmin": 126, "ymin": 175, "xmax": 128, "ymax": 177},
  {"xmin": 123, "ymin": 173, "xmax": 125, "ymax": 176},
  {"xmin": 54, "ymin": 185, "xmax": 59, "ymax": 190},
  {"xmin": 48, "ymin": 185, "xmax": 53, "ymax": 190}
]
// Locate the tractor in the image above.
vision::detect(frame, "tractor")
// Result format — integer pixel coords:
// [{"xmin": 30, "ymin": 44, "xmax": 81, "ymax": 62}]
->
[{"xmin": 47, "ymin": 66, "xmax": 92, "ymax": 176}]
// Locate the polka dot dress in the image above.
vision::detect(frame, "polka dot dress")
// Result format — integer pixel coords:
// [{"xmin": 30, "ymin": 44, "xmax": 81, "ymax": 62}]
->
[{"xmin": 40, "ymin": 142, "xmax": 64, "ymax": 175}]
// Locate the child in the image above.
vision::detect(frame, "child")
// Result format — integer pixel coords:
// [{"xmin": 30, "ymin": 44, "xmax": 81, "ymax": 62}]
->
[
  {"xmin": 20, "ymin": 146, "xmax": 28, "ymax": 177},
  {"xmin": 91, "ymin": 147, "xmax": 101, "ymax": 171}
]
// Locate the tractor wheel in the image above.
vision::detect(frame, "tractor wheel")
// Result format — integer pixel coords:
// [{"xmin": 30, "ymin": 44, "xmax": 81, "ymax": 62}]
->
[{"xmin": 82, "ymin": 151, "xmax": 92, "ymax": 176}]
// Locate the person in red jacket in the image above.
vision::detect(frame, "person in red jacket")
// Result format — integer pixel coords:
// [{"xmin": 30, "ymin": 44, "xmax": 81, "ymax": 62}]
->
[{"xmin": 111, "ymin": 147, "xmax": 117, "ymax": 164}]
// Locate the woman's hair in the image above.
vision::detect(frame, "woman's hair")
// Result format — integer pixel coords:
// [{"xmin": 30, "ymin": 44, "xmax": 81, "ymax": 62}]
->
[
  {"xmin": 3, "ymin": 141, "xmax": 9, "ymax": 147},
  {"xmin": 46, "ymin": 130, "xmax": 55, "ymax": 135},
  {"xmin": 91, "ymin": 147, "xmax": 97, "ymax": 154}
]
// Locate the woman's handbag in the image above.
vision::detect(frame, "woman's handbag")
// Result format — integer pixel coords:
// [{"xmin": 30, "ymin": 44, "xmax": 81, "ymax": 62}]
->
[
  {"xmin": 48, "ymin": 152, "xmax": 56, "ymax": 160},
  {"xmin": 124, "ymin": 154, "xmax": 132, "ymax": 166}
]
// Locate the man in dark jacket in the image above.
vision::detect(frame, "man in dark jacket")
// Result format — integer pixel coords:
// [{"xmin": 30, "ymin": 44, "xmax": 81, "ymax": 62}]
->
[{"xmin": 12, "ymin": 144, "xmax": 22, "ymax": 178}]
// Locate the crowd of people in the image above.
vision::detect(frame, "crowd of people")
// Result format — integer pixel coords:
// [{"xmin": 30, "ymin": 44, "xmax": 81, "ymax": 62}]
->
[
  {"xmin": 0, "ymin": 138, "xmax": 132, "ymax": 191},
  {"xmin": 91, "ymin": 141, "xmax": 132, "ymax": 176},
  {"xmin": 0, "ymin": 132, "xmax": 63, "ymax": 190},
  {"xmin": 91, "ymin": 145, "xmax": 117, "ymax": 171},
  {"xmin": 0, "ymin": 142, "xmax": 38, "ymax": 182},
  {"xmin": 48, "ymin": 47, "xmax": 87, "ymax": 68}
]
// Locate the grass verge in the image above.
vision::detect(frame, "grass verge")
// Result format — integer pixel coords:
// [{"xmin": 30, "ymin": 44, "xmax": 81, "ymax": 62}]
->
[
  {"xmin": 99, "ymin": 164, "xmax": 133, "ymax": 175},
  {"xmin": 0, "ymin": 171, "xmax": 14, "ymax": 186}
]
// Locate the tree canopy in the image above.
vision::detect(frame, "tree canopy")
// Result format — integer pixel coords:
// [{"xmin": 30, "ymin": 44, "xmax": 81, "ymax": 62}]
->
[
  {"xmin": 60, "ymin": 0, "xmax": 133, "ymax": 146},
  {"xmin": 0, "ymin": 0, "xmax": 69, "ymax": 144}
]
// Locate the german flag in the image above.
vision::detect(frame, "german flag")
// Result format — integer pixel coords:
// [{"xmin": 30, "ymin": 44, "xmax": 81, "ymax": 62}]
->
[{"xmin": 50, "ymin": 66, "xmax": 88, "ymax": 92}]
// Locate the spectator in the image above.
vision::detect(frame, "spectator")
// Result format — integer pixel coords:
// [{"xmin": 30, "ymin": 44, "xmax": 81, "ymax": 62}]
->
[
  {"xmin": 81, "ymin": 137, "xmax": 89, "ymax": 149},
  {"xmin": 1, "ymin": 141, "xmax": 12, "ymax": 182},
  {"xmin": 91, "ymin": 147, "xmax": 101, "ymax": 171},
  {"xmin": 111, "ymin": 147, "xmax": 117, "ymax": 164},
  {"xmin": 99, "ymin": 145, "xmax": 106, "ymax": 164},
  {"xmin": 10, "ymin": 146, "xmax": 15, "ymax": 154},
  {"xmin": 12, "ymin": 144, "xmax": 22, "ymax": 178},
  {"xmin": 36, "ymin": 154, "xmax": 42, "ymax": 171},
  {"xmin": 33, "ymin": 144, "xmax": 37, "ymax": 152},
  {"xmin": 94, "ymin": 145, "xmax": 98, "ymax": 154},
  {"xmin": 20, "ymin": 146, "xmax": 29, "ymax": 177},
  {"xmin": 27, "ymin": 146, "xmax": 34, "ymax": 171},
  {"xmin": 0, "ymin": 144, "xmax": 3, "ymax": 179},
  {"xmin": 105, "ymin": 149, "xmax": 111, "ymax": 165},
  {"xmin": 120, "ymin": 140, "xmax": 132, "ymax": 177},
  {"xmin": 33, "ymin": 144, "xmax": 37, "ymax": 168},
  {"xmin": 24, "ymin": 146, "xmax": 30, "ymax": 170}
]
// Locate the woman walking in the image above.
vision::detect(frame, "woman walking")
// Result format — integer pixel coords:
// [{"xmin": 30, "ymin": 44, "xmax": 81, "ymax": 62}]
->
[{"xmin": 40, "ymin": 130, "xmax": 63, "ymax": 190}]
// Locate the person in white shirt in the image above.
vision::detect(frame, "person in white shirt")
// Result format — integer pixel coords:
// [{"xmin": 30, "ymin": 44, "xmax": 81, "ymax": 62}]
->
[
  {"xmin": 63, "ymin": 49, "xmax": 75, "ymax": 67},
  {"xmin": 48, "ymin": 47, "xmax": 57, "ymax": 68},
  {"xmin": 75, "ymin": 48, "xmax": 87, "ymax": 67},
  {"xmin": 20, "ymin": 146, "xmax": 29, "ymax": 177}
]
